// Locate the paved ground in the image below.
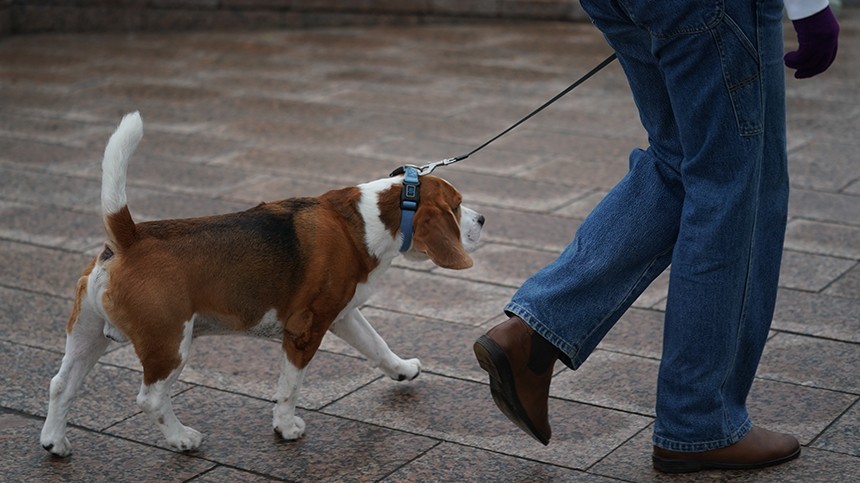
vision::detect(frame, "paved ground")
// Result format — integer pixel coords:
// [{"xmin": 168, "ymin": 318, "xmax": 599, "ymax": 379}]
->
[{"xmin": 1, "ymin": 10, "xmax": 858, "ymax": 483}]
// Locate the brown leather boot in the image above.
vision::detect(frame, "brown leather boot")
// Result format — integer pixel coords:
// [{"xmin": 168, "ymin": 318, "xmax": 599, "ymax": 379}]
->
[
  {"xmin": 473, "ymin": 316, "xmax": 559, "ymax": 445},
  {"xmin": 652, "ymin": 426, "xmax": 801, "ymax": 473}
]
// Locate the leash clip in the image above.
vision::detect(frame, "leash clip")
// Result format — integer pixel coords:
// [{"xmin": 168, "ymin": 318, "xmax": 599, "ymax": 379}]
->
[{"xmin": 389, "ymin": 158, "xmax": 459, "ymax": 178}]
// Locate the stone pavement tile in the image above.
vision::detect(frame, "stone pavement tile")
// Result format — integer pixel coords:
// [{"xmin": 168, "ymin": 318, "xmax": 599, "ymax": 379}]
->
[
  {"xmin": 74, "ymin": 153, "xmax": 260, "ymax": 198},
  {"xmin": 590, "ymin": 426, "xmax": 860, "ymax": 483},
  {"xmin": 778, "ymin": 250, "xmax": 856, "ymax": 292},
  {"xmin": 823, "ymin": 263, "xmax": 860, "ymax": 298},
  {"xmin": 102, "ymin": 336, "xmax": 381, "ymax": 410},
  {"xmin": 0, "ymin": 136, "xmax": 94, "ymax": 173},
  {"xmin": 0, "ymin": 200, "xmax": 103, "ymax": 252},
  {"xmin": 0, "ymin": 341, "xmax": 187, "ymax": 431},
  {"xmin": 192, "ymin": 465, "xmax": 280, "ymax": 482},
  {"xmin": 812, "ymin": 401, "xmax": 860, "ymax": 457},
  {"xmin": 517, "ymin": 136, "xmax": 640, "ymax": 190},
  {"xmin": 349, "ymin": 135, "xmax": 550, "ymax": 178},
  {"xmin": 786, "ymin": 140, "xmax": 860, "ymax": 192},
  {"xmin": 0, "ymin": 412, "xmax": 214, "ymax": 483},
  {"xmin": 367, "ymin": 267, "xmax": 515, "ymax": 326},
  {"xmin": 784, "ymin": 219, "xmax": 860, "ymax": 260},
  {"xmin": 221, "ymin": 174, "xmax": 341, "ymax": 204},
  {"xmin": 551, "ymin": 350, "xmax": 658, "ymax": 416},
  {"xmin": 211, "ymin": 117, "xmax": 378, "ymax": 153},
  {"xmin": 747, "ymin": 379, "xmax": 857, "ymax": 446},
  {"xmin": 319, "ymin": 307, "xmax": 490, "ymax": 383},
  {"xmin": 0, "ymin": 112, "xmax": 93, "ymax": 146},
  {"xmin": 757, "ymin": 333, "xmax": 860, "ymax": 394},
  {"xmin": 0, "ymin": 286, "xmax": 72, "ymax": 352},
  {"xmin": 0, "ymin": 240, "xmax": 92, "ymax": 298},
  {"xmin": 323, "ymin": 373, "xmax": 652, "ymax": 470},
  {"xmin": 788, "ymin": 189, "xmax": 860, "ymax": 226},
  {"xmin": 457, "ymin": 243, "xmax": 558, "ymax": 288},
  {"xmin": 321, "ymin": 85, "xmax": 480, "ymax": 117},
  {"xmin": 0, "ymin": 166, "xmax": 101, "ymax": 212},
  {"xmin": 78, "ymin": 122, "xmax": 247, "ymax": 164},
  {"xmin": 380, "ymin": 442, "xmax": 613, "ymax": 482},
  {"xmin": 772, "ymin": 288, "xmax": 859, "ymax": 343},
  {"xmin": 437, "ymin": 169, "xmax": 593, "ymax": 213},
  {"xmin": 600, "ymin": 308, "xmax": 664, "ymax": 360},
  {"xmin": 550, "ymin": 352, "xmax": 849, "ymax": 445},
  {"xmin": 476, "ymin": 204, "xmax": 581, "ymax": 252},
  {"xmin": 107, "ymin": 386, "xmax": 437, "ymax": 482},
  {"xmin": 213, "ymin": 147, "xmax": 396, "ymax": 186}
]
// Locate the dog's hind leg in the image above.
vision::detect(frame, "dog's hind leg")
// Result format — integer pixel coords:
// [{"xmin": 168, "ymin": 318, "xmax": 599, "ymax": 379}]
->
[
  {"xmin": 272, "ymin": 353, "xmax": 307, "ymax": 440},
  {"xmin": 135, "ymin": 319, "xmax": 202, "ymax": 452},
  {"xmin": 40, "ymin": 304, "xmax": 110, "ymax": 457},
  {"xmin": 328, "ymin": 308, "xmax": 421, "ymax": 382}
]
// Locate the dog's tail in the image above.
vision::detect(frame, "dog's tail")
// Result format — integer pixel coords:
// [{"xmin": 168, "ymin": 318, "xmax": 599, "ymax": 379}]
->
[{"xmin": 101, "ymin": 111, "xmax": 142, "ymax": 251}]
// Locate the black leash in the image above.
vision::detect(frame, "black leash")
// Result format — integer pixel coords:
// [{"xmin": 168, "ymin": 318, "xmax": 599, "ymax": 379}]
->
[{"xmin": 392, "ymin": 52, "xmax": 617, "ymax": 177}]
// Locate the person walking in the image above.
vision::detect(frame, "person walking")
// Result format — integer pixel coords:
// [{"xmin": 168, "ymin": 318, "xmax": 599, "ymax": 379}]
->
[{"xmin": 474, "ymin": 0, "xmax": 839, "ymax": 473}]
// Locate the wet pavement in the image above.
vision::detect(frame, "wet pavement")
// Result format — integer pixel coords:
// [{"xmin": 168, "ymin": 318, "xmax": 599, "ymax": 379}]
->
[{"xmin": 1, "ymin": 10, "xmax": 858, "ymax": 482}]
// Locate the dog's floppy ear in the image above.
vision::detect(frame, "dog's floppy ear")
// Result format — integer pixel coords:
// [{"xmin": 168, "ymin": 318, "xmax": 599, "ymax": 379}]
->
[{"xmin": 412, "ymin": 204, "xmax": 473, "ymax": 270}]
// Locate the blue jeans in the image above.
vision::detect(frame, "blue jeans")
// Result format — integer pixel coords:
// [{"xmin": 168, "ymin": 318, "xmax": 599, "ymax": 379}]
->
[{"xmin": 505, "ymin": 0, "xmax": 788, "ymax": 452}]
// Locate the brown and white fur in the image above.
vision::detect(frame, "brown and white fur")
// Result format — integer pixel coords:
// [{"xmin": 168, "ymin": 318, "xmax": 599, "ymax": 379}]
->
[{"xmin": 40, "ymin": 112, "xmax": 484, "ymax": 456}]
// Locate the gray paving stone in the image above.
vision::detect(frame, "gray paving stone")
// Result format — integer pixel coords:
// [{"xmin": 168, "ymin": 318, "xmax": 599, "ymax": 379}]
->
[
  {"xmin": 784, "ymin": 219, "xmax": 860, "ymax": 259},
  {"xmin": 786, "ymin": 140, "xmax": 860, "ymax": 192},
  {"xmin": 323, "ymin": 373, "xmax": 653, "ymax": 471},
  {"xmin": 380, "ymin": 442, "xmax": 611, "ymax": 482},
  {"xmin": 812, "ymin": 401, "xmax": 860, "ymax": 457},
  {"xmin": 788, "ymin": 189, "xmax": 860, "ymax": 226},
  {"xmin": 0, "ymin": 413, "xmax": 215, "ymax": 483},
  {"xmin": 0, "ymin": 200, "xmax": 103, "ymax": 252},
  {"xmin": 367, "ymin": 267, "xmax": 515, "ymax": 326},
  {"xmin": 779, "ymin": 250, "xmax": 857, "ymax": 292},
  {"xmin": 772, "ymin": 289, "xmax": 860, "ymax": 343},
  {"xmin": 0, "ymin": 240, "xmax": 92, "ymax": 298},
  {"xmin": 823, "ymin": 262, "xmax": 860, "ymax": 298},
  {"xmin": 0, "ymin": 286, "xmax": 72, "ymax": 352},
  {"xmin": 758, "ymin": 333, "xmax": 860, "ymax": 394},
  {"xmin": 106, "ymin": 386, "xmax": 437, "ymax": 482}
]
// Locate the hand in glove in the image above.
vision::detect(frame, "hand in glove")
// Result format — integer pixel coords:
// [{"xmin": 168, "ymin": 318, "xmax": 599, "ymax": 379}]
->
[{"xmin": 784, "ymin": 6, "xmax": 840, "ymax": 79}]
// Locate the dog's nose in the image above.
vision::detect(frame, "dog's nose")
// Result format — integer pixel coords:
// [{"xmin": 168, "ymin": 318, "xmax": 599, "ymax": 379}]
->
[{"xmin": 477, "ymin": 215, "xmax": 485, "ymax": 226}]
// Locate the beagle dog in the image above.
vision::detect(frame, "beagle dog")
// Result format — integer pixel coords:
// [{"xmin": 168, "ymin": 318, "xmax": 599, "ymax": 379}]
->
[{"xmin": 40, "ymin": 112, "xmax": 484, "ymax": 456}]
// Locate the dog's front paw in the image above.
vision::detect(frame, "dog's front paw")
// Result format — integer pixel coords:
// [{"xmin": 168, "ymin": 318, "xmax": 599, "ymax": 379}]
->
[
  {"xmin": 165, "ymin": 425, "xmax": 203, "ymax": 452},
  {"xmin": 274, "ymin": 416, "xmax": 306, "ymax": 440},
  {"xmin": 386, "ymin": 357, "xmax": 422, "ymax": 382},
  {"xmin": 41, "ymin": 435, "xmax": 72, "ymax": 458}
]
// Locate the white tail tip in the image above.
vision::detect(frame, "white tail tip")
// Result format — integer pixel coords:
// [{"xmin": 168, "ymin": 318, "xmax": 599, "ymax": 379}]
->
[{"xmin": 102, "ymin": 111, "xmax": 143, "ymax": 215}]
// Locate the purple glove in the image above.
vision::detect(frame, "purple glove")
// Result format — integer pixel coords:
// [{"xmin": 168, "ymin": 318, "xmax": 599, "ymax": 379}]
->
[{"xmin": 784, "ymin": 6, "xmax": 840, "ymax": 79}]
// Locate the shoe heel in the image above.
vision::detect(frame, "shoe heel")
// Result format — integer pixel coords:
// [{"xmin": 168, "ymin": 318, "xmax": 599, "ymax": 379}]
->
[{"xmin": 652, "ymin": 455, "xmax": 702, "ymax": 474}]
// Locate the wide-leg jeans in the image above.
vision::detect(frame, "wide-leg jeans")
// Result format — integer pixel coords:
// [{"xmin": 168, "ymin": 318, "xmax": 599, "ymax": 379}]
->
[{"xmin": 505, "ymin": 0, "xmax": 789, "ymax": 451}]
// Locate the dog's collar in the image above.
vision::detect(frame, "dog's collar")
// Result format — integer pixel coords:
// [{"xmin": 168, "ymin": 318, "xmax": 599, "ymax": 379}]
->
[{"xmin": 395, "ymin": 166, "xmax": 420, "ymax": 252}]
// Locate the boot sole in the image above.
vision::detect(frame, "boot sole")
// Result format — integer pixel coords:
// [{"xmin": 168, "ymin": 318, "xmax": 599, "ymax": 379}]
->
[
  {"xmin": 652, "ymin": 446, "xmax": 801, "ymax": 473},
  {"xmin": 473, "ymin": 335, "xmax": 550, "ymax": 446}
]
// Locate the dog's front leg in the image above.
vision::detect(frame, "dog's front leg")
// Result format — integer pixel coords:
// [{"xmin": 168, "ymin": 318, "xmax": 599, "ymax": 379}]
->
[
  {"xmin": 272, "ymin": 353, "xmax": 306, "ymax": 440},
  {"xmin": 328, "ymin": 308, "xmax": 421, "ymax": 381}
]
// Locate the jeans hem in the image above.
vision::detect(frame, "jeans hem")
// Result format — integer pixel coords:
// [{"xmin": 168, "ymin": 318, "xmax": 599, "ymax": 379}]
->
[
  {"xmin": 503, "ymin": 302, "xmax": 581, "ymax": 370},
  {"xmin": 652, "ymin": 418, "xmax": 754, "ymax": 452}
]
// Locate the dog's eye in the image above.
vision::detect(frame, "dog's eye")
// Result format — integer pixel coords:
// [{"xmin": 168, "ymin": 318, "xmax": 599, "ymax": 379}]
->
[{"xmin": 453, "ymin": 204, "xmax": 461, "ymax": 215}]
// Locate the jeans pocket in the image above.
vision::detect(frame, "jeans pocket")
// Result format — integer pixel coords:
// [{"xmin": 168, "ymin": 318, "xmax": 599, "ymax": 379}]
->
[
  {"xmin": 617, "ymin": 0, "xmax": 723, "ymax": 38},
  {"xmin": 713, "ymin": 15, "xmax": 763, "ymax": 136}
]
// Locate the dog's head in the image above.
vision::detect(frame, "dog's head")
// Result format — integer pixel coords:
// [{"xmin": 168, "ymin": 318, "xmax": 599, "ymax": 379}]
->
[{"xmin": 398, "ymin": 174, "xmax": 484, "ymax": 270}]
